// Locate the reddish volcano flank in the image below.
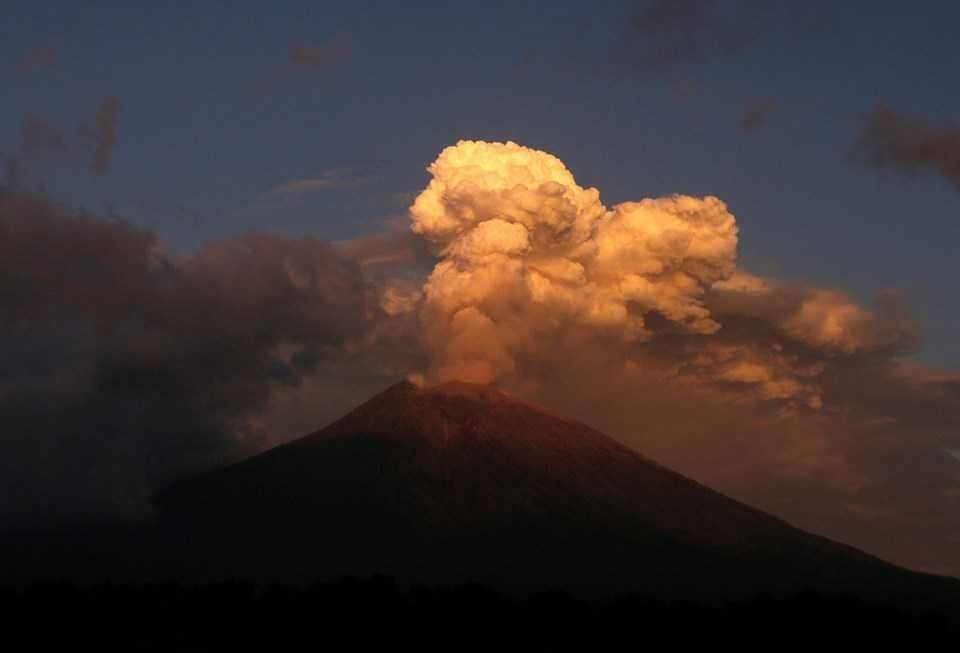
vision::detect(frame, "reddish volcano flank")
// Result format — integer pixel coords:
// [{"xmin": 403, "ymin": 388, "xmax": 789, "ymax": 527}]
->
[{"xmin": 154, "ymin": 381, "xmax": 959, "ymax": 603}]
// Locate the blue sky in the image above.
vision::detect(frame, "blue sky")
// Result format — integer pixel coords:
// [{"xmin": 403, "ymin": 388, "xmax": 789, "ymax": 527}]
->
[{"xmin": 3, "ymin": 0, "xmax": 959, "ymax": 367}]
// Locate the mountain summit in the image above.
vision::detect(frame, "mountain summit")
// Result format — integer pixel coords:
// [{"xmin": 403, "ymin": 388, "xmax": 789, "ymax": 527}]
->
[
  {"xmin": 7, "ymin": 381, "xmax": 955, "ymax": 647},
  {"xmin": 156, "ymin": 381, "xmax": 955, "ymax": 601},
  {"xmin": 0, "ymin": 383, "xmax": 960, "ymax": 613}
]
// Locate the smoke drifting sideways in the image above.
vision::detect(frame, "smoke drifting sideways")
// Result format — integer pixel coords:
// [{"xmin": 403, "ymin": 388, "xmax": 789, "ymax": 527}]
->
[
  {"xmin": 400, "ymin": 140, "xmax": 960, "ymax": 575},
  {"xmin": 0, "ymin": 187, "xmax": 385, "ymax": 530},
  {"xmin": 407, "ymin": 140, "xmax": 911, "ymax": 405}
]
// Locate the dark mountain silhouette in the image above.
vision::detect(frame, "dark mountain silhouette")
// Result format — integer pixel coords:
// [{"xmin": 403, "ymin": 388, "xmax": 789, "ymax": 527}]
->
[
  {"xmin": 145, "ymin": 380, "xmax": 958, "ymax": 607},
  {"xmin": 2, "ymin": 378, "xmax": 958, "ymax": 626}
]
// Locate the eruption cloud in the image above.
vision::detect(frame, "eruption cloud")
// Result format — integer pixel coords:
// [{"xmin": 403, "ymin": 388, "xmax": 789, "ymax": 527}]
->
[
  {"xmin": 406, "ymin": 140, "xmax": 911, "ymax": 412},
  {"xmin": 410, "ymin": 140, "xmax": 738, "ymax": 384},
  {"xmin": 2, "ymin": 140, "xmax": 959, "ymax": 577},
  {"xmin": 399, "ymin": 141, "xmax": 960, "ymax": 577}
]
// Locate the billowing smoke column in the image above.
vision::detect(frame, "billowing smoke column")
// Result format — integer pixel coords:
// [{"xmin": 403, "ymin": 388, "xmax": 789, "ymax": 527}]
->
[
  {"xmin": 402, "ymin": 141, "xmax": 960, "ymax": 578},
  {"xmin": 410, "ymin": 140, "xmax": 738, "ymax": 384},
  {"xmin": 406, "ymin": 140, "xmax": 914, "ymax": 413}
]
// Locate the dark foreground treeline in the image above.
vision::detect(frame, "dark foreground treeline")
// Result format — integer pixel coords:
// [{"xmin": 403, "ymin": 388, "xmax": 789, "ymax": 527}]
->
[{"xmin": 3, "ymin": 576, "xmax": 956, "ymax": 650}]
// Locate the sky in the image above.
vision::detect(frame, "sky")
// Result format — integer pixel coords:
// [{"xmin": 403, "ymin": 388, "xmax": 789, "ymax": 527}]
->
[
  {"xmin": 4, "ymin": 0, "xmax": 959, "ymax": 367},
  {"xmin": 2, "ymin": 1, "xmax": 960, "ymax": 575}
]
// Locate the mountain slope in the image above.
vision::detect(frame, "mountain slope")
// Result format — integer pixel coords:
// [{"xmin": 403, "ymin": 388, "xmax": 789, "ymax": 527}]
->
[{"xmin": 154, "ymin": 381, "xmax": 957, "ymax": 603}]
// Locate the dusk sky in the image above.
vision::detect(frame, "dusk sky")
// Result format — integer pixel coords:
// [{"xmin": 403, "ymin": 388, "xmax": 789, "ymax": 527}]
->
[
  {"xmin": 3, "ymin": 1, "xmax": 960, "ymax": 578},
  {"xmin": 6, "ymin": 1, "xmax": 959, "ymax": 366}
]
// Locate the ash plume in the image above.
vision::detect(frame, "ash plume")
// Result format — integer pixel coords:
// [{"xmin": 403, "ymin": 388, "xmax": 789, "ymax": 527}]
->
[
  {"xmin": 398, "ymin": 140, "xmax": 960, "ymax": 575},
  {"xmin": 0, "ymin": 187, "xmax": 380, "ymax": 528}
]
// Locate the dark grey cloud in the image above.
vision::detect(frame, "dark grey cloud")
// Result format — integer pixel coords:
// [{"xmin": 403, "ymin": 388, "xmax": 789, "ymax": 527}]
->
[
  {"xmin": 624, "ymin": 0, "xmax": 770, "ymax": 71},
  {"xmin": 267, "ymin": 166, "xmax": 374, "ymax": 196},
  {"xmin": 740, "ymin": 97, "xmax": 776, "ymax": 132},
  {"xmin": 852, "ymin": 105, "xmax": 960, "ymax": 190},
  {"xmin": 630, "ymin": 0, "xmax": 716, "ymax": 64},
  {"xmin": 0, "ymin": 187, "xmax": 380, "ymax": 530}
]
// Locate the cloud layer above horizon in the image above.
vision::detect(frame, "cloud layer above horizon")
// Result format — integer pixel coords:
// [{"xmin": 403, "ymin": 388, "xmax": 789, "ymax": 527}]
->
[
  {"xmin": 0, "ymin": 188, "xmax": 379, "ymax": 528},
  {"xmin": 2, "ymin": 140, "xmax": 959, "ymax": 578}
]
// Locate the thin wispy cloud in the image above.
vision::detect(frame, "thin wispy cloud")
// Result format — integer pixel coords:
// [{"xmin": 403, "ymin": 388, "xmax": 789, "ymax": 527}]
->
[
  {"xmin": 267, "ymin": 167, "xmax": 373, "ymax": 196},
  {"xmin": 335, "ymin": 215, "xmax": 435, "ymax": 270},
  {"xmin": 622, "ymin": 0, "xmax": 771, "ymax": 72},
  {"xmin": 250, "ymin": 36, "xmax": 354, "ymax": 99}
]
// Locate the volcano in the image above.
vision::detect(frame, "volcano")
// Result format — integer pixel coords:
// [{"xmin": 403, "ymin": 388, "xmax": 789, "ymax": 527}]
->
[{"xmin": 150, "ymin": 381, "xmax": 958, "ymax": 604}]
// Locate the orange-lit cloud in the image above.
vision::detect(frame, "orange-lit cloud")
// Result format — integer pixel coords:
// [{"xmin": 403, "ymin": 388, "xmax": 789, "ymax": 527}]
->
[
  {"xmin": 373, "ymin": 140, "xmax": 960, "ymax": 575},
  {"xmin": 409, "ymin": 140, "xmax": 739, "ymax": 383},
  {"xmin": 404, "ymin": 140, "xmax": 909, "ymax": 401}
]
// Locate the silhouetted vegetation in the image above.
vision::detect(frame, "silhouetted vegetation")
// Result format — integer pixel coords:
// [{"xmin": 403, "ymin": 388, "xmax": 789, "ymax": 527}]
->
[{"xmin": 2, "ymin": 576, "xmax": 954, "ymax": 650}]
